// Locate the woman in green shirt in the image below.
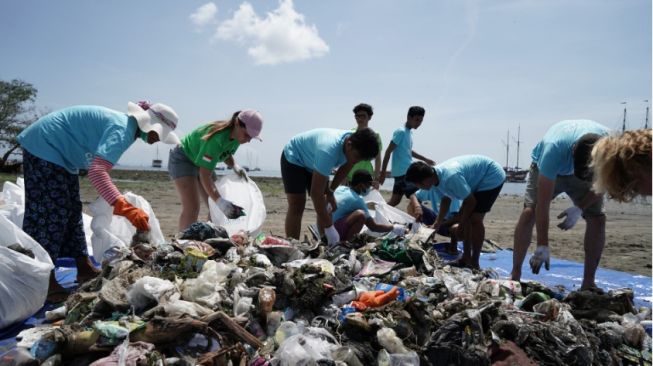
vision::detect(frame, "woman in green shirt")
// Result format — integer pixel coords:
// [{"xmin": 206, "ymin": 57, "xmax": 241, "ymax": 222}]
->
[{"xmin": 169, "ymin": 110, "xmax": 263, "ymax": 231}]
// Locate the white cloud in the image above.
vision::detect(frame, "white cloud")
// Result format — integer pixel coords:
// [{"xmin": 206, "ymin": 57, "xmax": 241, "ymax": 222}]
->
[
  {"xmin": 215, "ymin": 0, "xmax": 329, "ymax": 65},
  {"xmin": 190, "ymin": 3, "xmax": 218, "ymax": 28}
]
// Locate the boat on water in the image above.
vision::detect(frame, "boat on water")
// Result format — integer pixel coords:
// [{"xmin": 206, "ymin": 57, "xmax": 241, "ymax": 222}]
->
[
  {"xmin": 151, "ymin": 146, "xmax": 162, "ymax": 168},
  {"xmin": 502, "ymin": 126, "xmax": 528, "ymax": 183}
]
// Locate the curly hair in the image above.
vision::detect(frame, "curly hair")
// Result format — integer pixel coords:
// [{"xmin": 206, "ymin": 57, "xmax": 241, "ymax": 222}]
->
[{"xmin": 591, "ymin": 129, "xmax": 652, "ymax": 202}]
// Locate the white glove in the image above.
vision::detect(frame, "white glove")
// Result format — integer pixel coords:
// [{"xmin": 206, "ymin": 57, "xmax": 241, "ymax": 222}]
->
[
  {"xmin": 217, "ymin": 197, "xmax": 242, "ymax": 219},
  {"xmin": 232, "ymin": 164, "xmax": 248, "ymax": 180},
  {"xmin": 326, "ymin": 203, "xmax": 333, "ymax": 213},
  {"xmin": 324, "ymin": 225, "xmax": 340, "ymax": 245},
  {"xmin": 557, "ymin": 206, "xmax": 582, "ymax": 230},
  {"xmin": 529, "ymin": 245, "xmax": 550, "ymax": 274},
  {"xmin": 392, "ymin": 224, "xmax": 407, "ymax": 236}
]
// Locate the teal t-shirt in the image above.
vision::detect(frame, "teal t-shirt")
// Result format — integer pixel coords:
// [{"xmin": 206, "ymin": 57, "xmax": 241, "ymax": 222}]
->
[
  {"xmin": 332, "ymin": 186, "xmax": 371, "ymax": 222},
  {"xmin": 415, "ymin": 187, "xmax": 461, "ymax": 219},
  {"xmin": 391, "ymin": 126, "xmax": 413, "ymax": 177},
  {"xmin": 434, "ymin": 155, "xmax": 506, "ymax": 201},
  {"xmin": 283, "ymin": 128, "xmax": 351, "ymax": 177},
  {"xmin": 531, "ymin": 120, "xmax": 610, "ymax": 180},
  {"xmin": 17, "ymin": 105, "xmax": 138, "ymax": 174}
]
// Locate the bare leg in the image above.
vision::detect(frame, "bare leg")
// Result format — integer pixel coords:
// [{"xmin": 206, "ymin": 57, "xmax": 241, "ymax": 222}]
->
[
  {"xmin": 446, "ymin": 223, "xmax": 460, "ymax": 254},
  {"xmin": 285, "ymin": 193, "xmax": 307, "ymax": 239},
  {"xmin": 76, "ymin": 256, "xmax": 100, "ymax": 283},
  {"xmin": 174, "ymin": 176, "xmax": 201, "ymax": 231},
  {"xmin": 581, "ymin": 215, "xmax": 606, "ymax": 289},
  {"xmin": 469, "ymin": 213, "xmax": 486, "ymax": 269},
  {"xmin": 387, "ymin": 193, "xmax": 403, "ymax": 207},
  {"xmin": 343, "ymin": 210, "xmax": 366, "ymax": 241},
  {"xmin": 511, "ymin": 206, "xmax": 536, "ymax": 281},
  {"xmin": 47, "ymin": 271, "xmax": 68, "ymax": 303},
  {"xmin": 197, "ymin": 176, "xmax": 211, "ymax": 222}
]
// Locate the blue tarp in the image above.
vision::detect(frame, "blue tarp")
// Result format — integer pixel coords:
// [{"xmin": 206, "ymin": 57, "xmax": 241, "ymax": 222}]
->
[{"xmin": 1, "ymin": 248, "xmax": 651, "ymax": 356}]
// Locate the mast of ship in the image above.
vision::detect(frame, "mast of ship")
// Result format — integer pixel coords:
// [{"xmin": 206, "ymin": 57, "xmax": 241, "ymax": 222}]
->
[
  {"xmin": 512, "ymin": 124, "xmax": 522, "ymax": 169},
  {"xmin": 644, "ymin": 100, "xmax": 649, "ymax": 129},
  {"xmin": 501, "ymin": 129, "xmax": 510, "ymax": 168},
  {"xmin": 621, "ymin": 101, "xmax": 627, "ymax": 132}
]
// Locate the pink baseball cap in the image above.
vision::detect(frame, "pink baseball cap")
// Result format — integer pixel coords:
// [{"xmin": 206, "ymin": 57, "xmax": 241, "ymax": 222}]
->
[{"xmin": 237, "ymin": 110, "xmax": 263, "ymax": 141}]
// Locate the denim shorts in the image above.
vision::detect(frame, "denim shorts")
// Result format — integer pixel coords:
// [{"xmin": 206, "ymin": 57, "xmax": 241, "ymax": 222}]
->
[{"xmin": 169, "ymin": 145, "xmax": 208, "ymax": 180}]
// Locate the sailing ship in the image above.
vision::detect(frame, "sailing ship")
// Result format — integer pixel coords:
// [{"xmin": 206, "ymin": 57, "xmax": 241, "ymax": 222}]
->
[
  {"xmin": 502, "ymin": 125, "xmax": 528, "ymax": 183},
  {"xmin": 151, "ymin": 146, "xmax": 162, "ymax": 168}
]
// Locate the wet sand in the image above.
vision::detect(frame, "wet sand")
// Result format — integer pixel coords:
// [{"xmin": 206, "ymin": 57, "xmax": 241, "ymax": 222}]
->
[{"xmin": 4, "ymin": 170, "xmax": 651, "ymax": 276}]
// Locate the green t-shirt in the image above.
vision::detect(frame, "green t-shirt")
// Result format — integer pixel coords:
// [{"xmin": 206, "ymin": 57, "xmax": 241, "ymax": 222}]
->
[
  {"xmin": 181, "ymin": 124, "xmax": 240, "ymax": 170},
  {"xmin": 347, "ymin": 128, "xmax": 383, "ymax": 181}
]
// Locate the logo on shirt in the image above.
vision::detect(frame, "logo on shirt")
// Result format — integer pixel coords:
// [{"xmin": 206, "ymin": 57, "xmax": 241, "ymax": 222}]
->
[{"xmin": 202, "ymin": 154, "xmax": 212, "ymax": 163}]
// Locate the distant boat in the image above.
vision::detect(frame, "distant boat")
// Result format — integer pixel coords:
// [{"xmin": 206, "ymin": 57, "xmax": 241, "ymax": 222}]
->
[
  {"xmin": 152, "ymin": 146, "xmax": 162, "ymax": 168},
  {"xmin": 251, "ymin": 167, "xmax": 261, "ymax": 172},
  {"xmin": 215, "ymin": 165, "xmax": 226, "ymax": 171},
  {"xmin": 502, "ymin": 126, "xmax": 528, "ymax": 183}
]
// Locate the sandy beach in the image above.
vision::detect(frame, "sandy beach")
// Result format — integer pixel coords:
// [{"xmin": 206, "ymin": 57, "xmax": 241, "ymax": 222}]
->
[{"xmin": 2, "ymin": 170, "xmax": 651, "ymax": 276}]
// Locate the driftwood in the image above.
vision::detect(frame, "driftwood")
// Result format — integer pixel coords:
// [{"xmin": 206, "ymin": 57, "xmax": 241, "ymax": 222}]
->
[{"xmin": 202, "ymin": 311, "xmax": 264, "ymax": 349}]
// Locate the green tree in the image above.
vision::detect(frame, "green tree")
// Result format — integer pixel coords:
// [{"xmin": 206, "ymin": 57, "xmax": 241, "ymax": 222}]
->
[{"xmin": 0, "ymin": 79, "xmax": 38, "ymax": 168}]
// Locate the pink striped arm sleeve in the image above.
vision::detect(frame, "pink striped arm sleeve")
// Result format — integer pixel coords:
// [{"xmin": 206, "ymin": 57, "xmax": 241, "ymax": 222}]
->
[{"xmin": 88, "ymin": 157, "xmax": 121, "ymax": 205}]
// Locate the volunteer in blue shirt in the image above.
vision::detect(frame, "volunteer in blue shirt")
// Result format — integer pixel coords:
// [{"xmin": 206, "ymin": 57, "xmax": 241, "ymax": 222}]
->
[
  {"xmin": 17, "ymin": 101, "xmax": 180, "ymax": 303},
  {"xmin": 379, "ymin": 106, "xmax": 435, "ymax": 207},
  {"xmin": 332, "ymin": 170, "xmax": 406, "ymax": 241},
  {"xmin": 406, "ymin": 155, "xmax": 505, "ymax": 269},
  {"xmin": 511, "ymin": 120, "xmax": 610, "ymax": 290},
  {"xmin": 281, "ymin": 128, "xmax": 379, "ymax": 244},
  {"xmin": 407, "ymin": 186, "xmax": 462, "ymax": 255}
]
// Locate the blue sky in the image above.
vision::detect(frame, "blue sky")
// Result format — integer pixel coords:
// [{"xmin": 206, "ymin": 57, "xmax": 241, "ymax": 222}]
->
[{"xmin": 1, "ymin": 0, "xmax": 650, "ymax": 169}]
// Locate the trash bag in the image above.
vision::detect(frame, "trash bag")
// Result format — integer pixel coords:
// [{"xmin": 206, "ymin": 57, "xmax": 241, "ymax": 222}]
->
[
  {"xmin": 0, "ymin": 178, "xmax": 24, "ymax": 227},
  {"xmin": 208, "ymin": 174, "xmax": 267, "ymax": 236},
  {"xmin": 373, "ymin": 202, "xmax": 415, "ymax": 226},
  {"xmin": 89, "ymin": 192, "xmax": 165, "ymax": 261},
  {"xmin": 0, "ymin": 214, "xmax": 54, "ymax": 328}
]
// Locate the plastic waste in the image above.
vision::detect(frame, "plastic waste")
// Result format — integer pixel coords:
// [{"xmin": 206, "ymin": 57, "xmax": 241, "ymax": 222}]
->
[
  {"xmin": 127, "ymin": 276, "xmax": 178, "ymax": 312},
  {"xmin": 259, "ymin": 287, "xmax": 276, "ymax": 314},
  {"xmin": 209, "ymin": 175, "xmax": 266, "ymax": 236},
  {"xmin": 0, "ymin": 215, "xmax": 54, "ymax": 328},
  {"xmin": 377, "ymin": 328, "xmax": 410, "ymax": 354},
  {"xmin": 273, "ymin": 331, "xmax": 337, "ymax": 365},
  {"xmin": 332, "ymin": 290, "xmax": 357, "ymax": 307},
  {"xmin": 181, "ymin": 260, "xmax": 229, "ymax": 308},
  {"xmin": 44, "ymin": 306, "xmax": 67, "ymax": 322},
  {"xmin": 377, "ymin": 349, "xmax": 420, "ymax": 366}
]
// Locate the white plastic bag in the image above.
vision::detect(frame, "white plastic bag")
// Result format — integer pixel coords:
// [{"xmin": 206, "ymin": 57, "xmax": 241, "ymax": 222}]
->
[
  {"xmin": 374, "ymin": 202, "xmax": 415, "ymax": 226},
  {"xmin": 208, "ymin": 175, "xmax": 266, "ymax": 236},
  {"xmin": 0, "ymin": 214, "xmax": 54, "ymax": 328},
  {"xmin": 89, "ymin": 192, "xmax": 165, "ymax": 261},
  {"xmin": 126, "ymin": 276, "xmax": 178, "ymax": 312},
  {"xmin": 0, "ymin": 179, "xmax": 25, "ymax": 227}
]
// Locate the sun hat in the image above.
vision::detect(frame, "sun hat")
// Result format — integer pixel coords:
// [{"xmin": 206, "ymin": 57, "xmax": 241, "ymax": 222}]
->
[
  {"xmin": 127, "ymin": 101, "xmax": 181, "ymax": 145},
  {"xmin": 237, "ymin": 110, "xmax": 263, "ymax": 141}
]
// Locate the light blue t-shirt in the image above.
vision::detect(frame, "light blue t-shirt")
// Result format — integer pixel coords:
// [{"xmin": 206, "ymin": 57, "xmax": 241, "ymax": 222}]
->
[
  {"xmin": 434, "ymin": 155, "xmax": 506, "ymax": 201},
  {"xmin": 415, "ymin": 187, "xmax": 461, "ymax": 219},
  {"xmin": 332, "ymin": 186, "xmax": 371, "ymax": 222},
  {"xmin": 283, "ymin": 128, "xmax": 351, "ymax": 177},
  {"xmin": 391, "ymin": 126, "xmax": 413, "ymax": 177},
  {"xmin": 531, "ymin": 120, "xmax": 610, "ymax": 180},
  {"xmin": 18, "ymin": 106, "xmax": 138, "ymax": 174}
]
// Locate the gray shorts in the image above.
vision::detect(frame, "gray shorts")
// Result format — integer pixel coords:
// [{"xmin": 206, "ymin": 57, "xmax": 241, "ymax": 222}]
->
[
  {"xmin": 168, "ymin": 145, "xmax": 218, "ymax": 180},
  {"xmin": 524, "ymin": 163, "xmax": 604, "ymax": 217}
]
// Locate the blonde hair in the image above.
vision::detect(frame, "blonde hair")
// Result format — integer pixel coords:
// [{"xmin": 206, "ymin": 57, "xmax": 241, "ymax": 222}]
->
[
  {"xmin": 201, "ymin": 111, "xmax": 240, "ymax": 141},
  {"xmin": 591, "ymin": 129, "xmax": 652, "ymax": 202}
]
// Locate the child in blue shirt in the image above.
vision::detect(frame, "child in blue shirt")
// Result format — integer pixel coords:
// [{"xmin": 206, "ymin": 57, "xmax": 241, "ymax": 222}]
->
[
  {"xmin": 379, "ymin": 106, "xmax": 435, "ymax": 207},
  {"xmin": 281, "ymin": 128, "xmax": 379, "ymax": 244},
  {"xmin": 332, "ymin": 170, "xmax": 406, "ymax": 241},
  {"xmin": 406, "ymin": 155, "xmax": 505, "ymax": 269}
]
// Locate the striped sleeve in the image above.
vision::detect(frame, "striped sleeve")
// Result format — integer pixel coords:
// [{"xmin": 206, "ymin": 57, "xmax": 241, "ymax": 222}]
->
[{"xmin": 88, "ymin": 157, "xmax": 121, "ymax": 204}]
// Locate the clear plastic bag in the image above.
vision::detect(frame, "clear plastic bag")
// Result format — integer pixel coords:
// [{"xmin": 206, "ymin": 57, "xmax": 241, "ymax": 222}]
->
[{"xmin": 208, "ymin": 175, "xmax": 266, "ymax": 236}]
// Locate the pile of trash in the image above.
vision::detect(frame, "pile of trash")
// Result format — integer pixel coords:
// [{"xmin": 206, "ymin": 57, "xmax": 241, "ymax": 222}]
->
[{"xmin": 2, "ymin": 220, "xmax": 651, "ymax": 366}]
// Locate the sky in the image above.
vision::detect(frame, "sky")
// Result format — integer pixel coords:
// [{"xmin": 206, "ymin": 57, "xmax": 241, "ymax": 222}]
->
[{"xmin": 1, "ymin": 0, "xmax": 651, "ymax": 170}]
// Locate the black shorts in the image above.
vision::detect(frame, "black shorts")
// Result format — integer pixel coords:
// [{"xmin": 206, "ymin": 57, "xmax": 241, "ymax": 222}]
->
[
  {"xmin": 473, "ymin": 183, "xmax": 503, "ymax": 213},
  {"xmin": 281, "ymin": 152, "xmax": 313, "ymax": 194}
]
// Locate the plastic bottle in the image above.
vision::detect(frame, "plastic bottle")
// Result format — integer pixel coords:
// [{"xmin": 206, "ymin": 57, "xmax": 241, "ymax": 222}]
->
[{"xmin": 259, "ymin": 287, "xmax": 276, "ymax": 314}]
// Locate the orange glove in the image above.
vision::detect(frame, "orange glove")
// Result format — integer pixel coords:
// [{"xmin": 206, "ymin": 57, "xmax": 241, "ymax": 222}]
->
[
  {"xmin": 351, "ymin": 287, "xmax": 399, "ymax": 311},
  {"xmin": 113, "ymin": 196, "xmax": 150, "ymax": 231}
]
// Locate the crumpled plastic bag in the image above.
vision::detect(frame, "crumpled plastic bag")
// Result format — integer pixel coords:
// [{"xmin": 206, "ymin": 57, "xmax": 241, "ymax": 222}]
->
[
  {"xmin": 181, "ymin": 260, "xmax": 232, "ymax": 308},
  {"xmin": 127, "ymin": 276, "xmax": 179, "ymax": 312}
]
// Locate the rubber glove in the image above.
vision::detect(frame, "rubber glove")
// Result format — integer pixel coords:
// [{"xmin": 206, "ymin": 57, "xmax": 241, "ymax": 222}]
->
[
  {"xmin": 351, "ymin": 287, "xmax": 399, "ymax": 311},
  {"xmin": 392, "ymin": 224, "xmax": 407, "ymax": 236},
  {"xmin": 557, "ymin": 206, "xmax": 582, "ymax": 230},
  {"xmin": 113, "ymin": 196, "xmax": 150, "ymax": 231},
  {"xmin": 217, "ymin": 197, "xmax": 243, "ymax": 219},
  {"xmin": 232, "ymin": 164, "xmax": 248, "ymax": 180},
  {"xmin": 324, "ymin": 225, "xmax": 340, "ymax": 245},
  {"xmin": 529, "ymin": 245, "xmax": 550, "ymax": 274}
]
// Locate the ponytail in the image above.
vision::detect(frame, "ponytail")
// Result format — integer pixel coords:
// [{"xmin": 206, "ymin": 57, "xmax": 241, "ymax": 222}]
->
[{"xmin": 201, "ymin": 111, "xmax": 241, "ymax": 141}]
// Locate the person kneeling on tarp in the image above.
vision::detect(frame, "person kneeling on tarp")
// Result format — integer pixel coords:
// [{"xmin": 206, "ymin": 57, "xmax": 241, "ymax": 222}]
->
[
  {"xmin": 406, "ymin": 156, "xmax": 505, "ymax": 269},
  {"xmin": 18, "ymin": 101, "xmax": 180, "ymax": 303},
  {"xmin": 331, "ymin": 170, "xmax": 406, "ymax": 242}
]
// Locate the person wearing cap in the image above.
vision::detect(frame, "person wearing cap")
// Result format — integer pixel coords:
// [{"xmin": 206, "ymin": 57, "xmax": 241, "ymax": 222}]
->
[
  {"xmin": 17, "ymin": 101, "xmax": 180, "ymax": 303},
  {"xmin": 281, "ymin": 127, "xmax": 380, "ymax": 244},
  {"xmin": 406, "ymin": 156, "xmax": 505, "ymax": 269},
  {"xmin": 332, "ymin": 170, "xmax": 406, "ymax": 241},
  {"xmin": 510, "ymin": 120, "xmax": 611, "ymax": 290},
  {"xmin": 169, "ymin": 110, "xmax": 263, "ymax": 231}
]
